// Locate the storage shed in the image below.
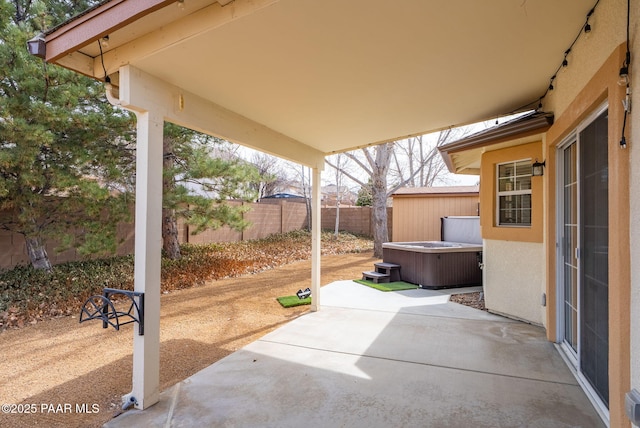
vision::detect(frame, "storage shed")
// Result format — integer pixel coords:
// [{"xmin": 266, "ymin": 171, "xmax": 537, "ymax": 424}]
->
[{"xmin": 391, "ymin": 186, "xmax": 479, "ymax": 242}]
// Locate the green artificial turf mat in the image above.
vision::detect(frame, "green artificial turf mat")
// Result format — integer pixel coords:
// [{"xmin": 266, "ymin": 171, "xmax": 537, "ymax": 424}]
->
[
  {"xmin": 277, "ymin": 295, "xmax": 312, "ymax": 308},
  {"xmin": 354, "ymin": 279, "xmax": 418, "ymax": 292}
]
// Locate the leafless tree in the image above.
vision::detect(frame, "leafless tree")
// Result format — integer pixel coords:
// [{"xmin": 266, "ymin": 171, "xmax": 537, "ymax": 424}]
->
[
  {"xmin": 326, "ymin": 154, "xmax": 347, "ymax": 239},
  {"xmin": 326, "ymin": 143, "xmax": 395, "ymax": 257},
  {"xmin": 249, "ymin": 152, "xmax": 293, "ymax": 200},
  {"xmin": 325, "ymin": 129, "xmax": 464, "ymax": 257},
  {"xmin": 391, "ymin": 131, "xmax": 452, "ymax": 187},
  {"xmin": 299, "ymin": 165, "xmax": 313, "ymax": 231}
]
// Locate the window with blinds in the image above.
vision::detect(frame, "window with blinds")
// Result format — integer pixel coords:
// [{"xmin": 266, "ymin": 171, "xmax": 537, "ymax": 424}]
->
[{"xmin": 496, "ymin": 159, "xmax": 532, "ymax": 226}]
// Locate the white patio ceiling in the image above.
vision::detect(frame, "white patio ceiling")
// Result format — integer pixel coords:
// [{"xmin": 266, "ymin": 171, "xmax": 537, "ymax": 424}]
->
[
  {"xmin": 37, "ymin": 0, "xmax": 600, "ymax": 409},
  {"xmin": 45, "ymin": 0, "xmax": 595, "ymax": 165}
]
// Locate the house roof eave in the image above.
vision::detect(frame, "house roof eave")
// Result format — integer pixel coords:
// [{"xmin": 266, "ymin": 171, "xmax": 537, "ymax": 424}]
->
[
  {"xmin": 439, "ymin": 111, "xmax": 553, "ymax": 174},
  {"xmin": 42, "ymin": 0, "xmax": 176, "ymax": 63}
]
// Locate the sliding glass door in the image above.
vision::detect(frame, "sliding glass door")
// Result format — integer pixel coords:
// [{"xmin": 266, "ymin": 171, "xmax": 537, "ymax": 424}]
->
[{"xmin": 558, "ymin": 107, "xmax": 609, "ymax": 408}]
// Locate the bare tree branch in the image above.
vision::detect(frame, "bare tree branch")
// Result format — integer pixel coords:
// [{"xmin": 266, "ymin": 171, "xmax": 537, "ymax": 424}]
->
[
  {"xmin": 325, "ymin": 157, "xmax": 368, "ymax": 187},
  {"xmin": 342, "ymin": 151, "xmax": 373, "ymax": 176}
]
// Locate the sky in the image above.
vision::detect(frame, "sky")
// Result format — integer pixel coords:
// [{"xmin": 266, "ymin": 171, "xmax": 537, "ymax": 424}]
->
[{"xmin": 232, "ymin": 111, "xmax": 531, "ymax": 192}]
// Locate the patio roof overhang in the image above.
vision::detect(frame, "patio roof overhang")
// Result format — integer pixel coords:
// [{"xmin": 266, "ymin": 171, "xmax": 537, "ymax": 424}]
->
[
  {"xmin": 438, "ymin": 111, "xmax": 554, "ymax": 175},
  {"xmin": 31, "ymin": 0, "xmax": 590, "ymax": 411},
  {"xmin": 37, "ymin": 0, "xmax": 592, "ymax": 167}
]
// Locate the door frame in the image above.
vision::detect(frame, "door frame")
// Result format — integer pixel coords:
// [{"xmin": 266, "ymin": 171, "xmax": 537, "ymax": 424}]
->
[{"xmin": 555, "ymin": 101, "xmax": 609, "ymax": 423}]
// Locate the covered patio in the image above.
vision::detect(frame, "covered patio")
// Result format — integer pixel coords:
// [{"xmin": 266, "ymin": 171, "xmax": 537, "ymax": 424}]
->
[
  {"xmin": 103, "ymin": 281, "xmax": 604, "ymax": 427},
  {"xmin": 32, "ymin": 0, "xmax": 613, "ymax": 422}
]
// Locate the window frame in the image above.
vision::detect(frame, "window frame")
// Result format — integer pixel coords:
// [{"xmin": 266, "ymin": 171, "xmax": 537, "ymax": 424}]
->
[{"xmin": 496, "ymin": 158, "xmax": 532, "ymax": 227}]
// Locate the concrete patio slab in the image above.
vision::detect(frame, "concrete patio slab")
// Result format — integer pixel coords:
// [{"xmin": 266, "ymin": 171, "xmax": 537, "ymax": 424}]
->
[{"xmin": 104, "ymin": 280, "xmax": 605, "ymax": 428}]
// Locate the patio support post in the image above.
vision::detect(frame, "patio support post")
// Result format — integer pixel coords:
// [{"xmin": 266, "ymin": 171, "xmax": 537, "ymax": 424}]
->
[
  {"xmin": 111, "ymin": 64, "xmax": 328, "ymax": 409},
  {"xmin": 128, "ymin": 109, "xmax": 163, "ymax": 410},
  {"xmin": 311, "ymin": 165, "xmax": 322, "ymax": 311}
]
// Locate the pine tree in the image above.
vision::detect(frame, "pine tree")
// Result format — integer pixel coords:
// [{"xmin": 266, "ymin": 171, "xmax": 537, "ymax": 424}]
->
[
  {"xmin": 356, "ymin": 180, "xmax": 373, "ymax": 206},
  {"xmin": 161, "ymin": 124, "xmax": 261, "ymax": 259},
  {"xmin": 0, "ymin": 1, "xmax": 135, "ymax": 270}
]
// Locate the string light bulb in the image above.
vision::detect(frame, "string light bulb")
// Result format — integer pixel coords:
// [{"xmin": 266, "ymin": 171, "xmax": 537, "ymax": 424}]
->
[
  {"xmin": 562, "ymin": 49, "xmax": 571, "ymax": 68},
  {"xmin": 584, "ymin": 7, "xmax": 595, "ymax": 34},
  {"xmin": 101, "ymin": 35, "xmax": 109, "ymax": 48},
  {"xmin": 618, "ymin": 51, "xmax": 631, "ymax": 86},
  {"xmin": 618, "ymin": 66, "xmax": 629, "ymax": 86}
]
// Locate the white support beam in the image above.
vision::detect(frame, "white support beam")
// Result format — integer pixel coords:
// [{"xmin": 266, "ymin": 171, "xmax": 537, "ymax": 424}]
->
[
  {"xmin": 119, "ymin": 65, "xmax": 325, "ymax": 168},
  {"xmin": 310, "ymin": 165, "xmax": 323, "ymax": 311},
  {"xmin": 127, "ymin": 109, "xmax": 164, "ymax": 410},
  {"xmin": 112, "ymin": 64, "xmax": 326, "ymax": 408}
]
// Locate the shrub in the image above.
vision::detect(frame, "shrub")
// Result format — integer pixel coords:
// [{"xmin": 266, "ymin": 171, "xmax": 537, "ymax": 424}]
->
[{"xmin": 0, "ymin": 231, "xmax": 372, "ymax": 329}]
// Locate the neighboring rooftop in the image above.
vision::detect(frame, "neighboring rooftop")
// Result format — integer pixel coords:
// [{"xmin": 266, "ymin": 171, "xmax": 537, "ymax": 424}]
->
[{"xmin": 261, "ymin": 193, "xmax": 305, "ymax": 199}]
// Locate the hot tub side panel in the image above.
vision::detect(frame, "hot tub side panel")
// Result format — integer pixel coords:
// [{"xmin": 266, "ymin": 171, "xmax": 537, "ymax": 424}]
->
[
  {"xmin": 382, "ymin": 247, "xmax": 482, "ymax": 288},
  {"xmin": 383, "ymin": 248, "xmax": 416, "ymax": 284}
]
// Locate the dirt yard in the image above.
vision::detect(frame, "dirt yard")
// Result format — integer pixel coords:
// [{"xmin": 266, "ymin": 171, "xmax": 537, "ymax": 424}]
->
[{"xmin": 0, "ymin": 252, "xmax": 378, "ymax": 428}]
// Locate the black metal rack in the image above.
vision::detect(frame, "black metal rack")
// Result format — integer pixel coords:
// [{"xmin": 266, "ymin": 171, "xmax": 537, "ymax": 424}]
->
[{"xmin": 79, "ymin": 288, "xmax": 144, "ymax": 335}]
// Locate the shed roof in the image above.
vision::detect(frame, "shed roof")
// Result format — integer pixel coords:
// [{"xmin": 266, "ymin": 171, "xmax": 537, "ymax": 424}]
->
[{"xmin": 393, "ymin": 186, "xmax": 479, "ymax": 197}]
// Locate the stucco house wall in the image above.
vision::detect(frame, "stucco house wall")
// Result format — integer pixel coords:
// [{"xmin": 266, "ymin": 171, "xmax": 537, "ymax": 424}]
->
[
  {"xmin": 539, "ymin": 9, "xmax": 638, "ymax": 425},
  {"xmin": 439, "ymin": 1, "xmax": 638, "ymax": 423},
  {"xmin": 541, "ymin": 6, "xmax": 632, "ymax": 422},
  {"xmin": 483, "ymin": 239, "xmax": 545, "ymax": 326},
  {"xmin": 478, "ymin": 142, "xmax": 544, "ymax": 325}
]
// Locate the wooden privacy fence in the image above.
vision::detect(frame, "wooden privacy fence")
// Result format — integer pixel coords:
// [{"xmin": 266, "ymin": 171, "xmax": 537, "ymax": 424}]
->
[
  {"xmin": 320, "ymin": 206, "xmax": 393, "ymax": 239},
  {"xmin": 0, "ymin": 201, "xmax": 387, "ymax": 269},
  {"xmin": 184, "ymin": 200, "xmax": 309, "ymax": 245}
]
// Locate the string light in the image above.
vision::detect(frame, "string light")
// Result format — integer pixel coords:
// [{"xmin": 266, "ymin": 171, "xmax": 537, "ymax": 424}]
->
[
  {"xmin": 584, "ymin": 7, "xmax": 595, "ymax": 34},
  {"xmin": 509, "ymin": 1, "xmax": 600, "ymax": 114},
  {"xmin": 619, "ymin": 0, "xmax": 631, "ymax": 148},
  {"xmin": 619, "ymin": 62, "xmax": 630, "ymax": 86},
  {"xmin": 562, "ymin": 49, "xmax": 570, "ymax": 68},
  {"xmin": 98, "ymin": 37, "xmax": 110, "ymax": 83}
]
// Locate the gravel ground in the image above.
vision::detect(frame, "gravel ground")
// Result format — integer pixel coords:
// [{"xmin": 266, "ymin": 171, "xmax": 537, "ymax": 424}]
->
[{"xmin": 0, "ymin": 252, "xmax": 378, "ymax": 428}]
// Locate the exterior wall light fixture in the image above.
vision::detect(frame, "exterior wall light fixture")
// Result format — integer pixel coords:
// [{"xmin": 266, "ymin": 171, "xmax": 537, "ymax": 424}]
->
[
  {"xmin": 532, "ymin": 159, "xmax": 546, "ymax": 177},
  {"xmin": 27, "ymin": 34, "xmax": 46, "ymax": 59}
]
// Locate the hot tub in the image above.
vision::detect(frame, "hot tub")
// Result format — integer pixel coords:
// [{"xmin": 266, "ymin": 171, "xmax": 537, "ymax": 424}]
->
[{"xmin": 382, "ymin": 217, "xmax": 483, "ymax": 289}]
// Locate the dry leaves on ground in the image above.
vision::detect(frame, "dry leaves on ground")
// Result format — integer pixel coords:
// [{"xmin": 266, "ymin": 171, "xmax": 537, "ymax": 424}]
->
[
  {"xmin": 449, "ymin": 291, "xmax": 486, "ymax": 311},
  {"xmin": 0, "ymin": 231, "xmax": 373, "ymax": 330}
]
